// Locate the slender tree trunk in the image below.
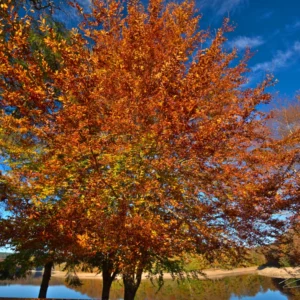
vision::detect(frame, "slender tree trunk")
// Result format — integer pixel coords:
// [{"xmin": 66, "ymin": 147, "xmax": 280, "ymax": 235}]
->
[
  {"xmin": 123, "ymin": 268, "xmax": 143, "ymax": 300},
  {"xmin": 38, "ymin": 261, "xmax": 53, "ymax": 298},
  {"xmin": 101, "ymin": 259, "xmax": 118, "ymax": 300}
]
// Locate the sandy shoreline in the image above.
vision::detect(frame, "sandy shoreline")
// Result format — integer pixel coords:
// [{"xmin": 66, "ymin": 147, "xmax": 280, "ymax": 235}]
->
[
  {"xmin": 49, "ymin": 266, "xmax": 300, "ymax": 280},
  {"xmin": 257, "ymin": 267, "xmax": 300, "ymax": 278}
]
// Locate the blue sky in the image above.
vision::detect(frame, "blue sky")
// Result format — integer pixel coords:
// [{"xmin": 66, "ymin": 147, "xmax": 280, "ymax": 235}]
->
[{"xmin": 196, "ymin": 0, "xmax": 300, "ymax": 100}]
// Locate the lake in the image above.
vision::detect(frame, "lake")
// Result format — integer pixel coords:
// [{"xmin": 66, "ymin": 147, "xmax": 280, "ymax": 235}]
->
[{"xmin": 0, "ymin": 273, "xmax": 299, "ymax": 299}]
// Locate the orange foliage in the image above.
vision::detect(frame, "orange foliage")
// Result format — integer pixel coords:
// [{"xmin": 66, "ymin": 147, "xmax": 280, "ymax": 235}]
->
[{"xmin": 0, "ymin": 0, "xmax": 299, "ymax": 295}]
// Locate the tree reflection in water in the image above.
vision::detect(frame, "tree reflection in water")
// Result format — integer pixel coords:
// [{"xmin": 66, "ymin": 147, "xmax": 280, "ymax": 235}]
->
[
  {"xmin": 0, "ymin": 274, "xmax": 299, "ymax": 299},
  {"xmin": 273, "ymin": 277, "xmax": 300, "ymax": 300}
]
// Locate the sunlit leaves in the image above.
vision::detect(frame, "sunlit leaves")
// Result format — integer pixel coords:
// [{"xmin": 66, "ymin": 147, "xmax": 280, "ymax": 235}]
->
[{"xmin": 0, "ymin": 1, "xmax": 298, "ymax": 293}]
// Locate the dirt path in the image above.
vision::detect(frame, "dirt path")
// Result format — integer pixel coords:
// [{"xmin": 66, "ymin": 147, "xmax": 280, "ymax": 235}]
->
[{"xmin": 49, "ymin": 266, "xmax": 300, "ymax": 280}]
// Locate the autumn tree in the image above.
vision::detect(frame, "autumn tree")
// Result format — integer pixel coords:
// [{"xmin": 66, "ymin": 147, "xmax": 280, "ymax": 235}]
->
[
  {"xmin": 264, "ymin": 218, "xmax": 300, "ymax": 267},
  {"xmin": 1, "ymin": 0, "xmax": 299, "ymax": 299},
  {"xmin": 273, "ymin": 97, "xmax": 300, "ymax": 222},
  {"xmin": 263, "ymin": 97, "xmax": 300, "ymax": 267},
  {"xmin": 3, "ymin": 0, "xmax": 77, "ymax": 13},
  {"xmin": 0, "ymin": 199, "xmax": 84, "ymax": 297},
  {"xmin": 273, "ymin": 97, "xmax": 300, "ymax": 137},
  {"xmin": 0, "ymin": 1, "xmax": 83, "ymax": 298}
]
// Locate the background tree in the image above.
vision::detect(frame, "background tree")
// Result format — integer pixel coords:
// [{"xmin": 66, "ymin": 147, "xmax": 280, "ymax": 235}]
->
[
  {"xmin": 264, "ymin": 97, "xmax": 300, "ymax": 267},
  {"xmin": 1, "ymin": 1, "xmax": 299, "ymax": 299},
  {"xmin": 273, "ymin": 96, "xmax": 300, "ymax": 138},
  {"xmin": 264, "ymin": 218, "xmax": 300, "ymax": 267}
]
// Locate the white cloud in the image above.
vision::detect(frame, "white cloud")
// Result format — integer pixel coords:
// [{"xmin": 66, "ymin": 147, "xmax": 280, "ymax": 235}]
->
[
  {"xmin": 228, "ymin": 36, "xmax": 265, "ymax": 49},
  {"xmin": 260, "ymin": 11, "xmax": 273, "ymax": 20},
  {"xmin": 286, "ymin": 21, "xmax": 300, "ymax": 31},
  {"xmin": 294, "ymin": 41, "xmax": 300, "ymax": 51},
  {"xmin": 199, "ymin": 0, "xmax": 247, "ymax": 15},
  {"xmin": 252, "ymin": 41, "xmax": 300, "ymax": 72}
]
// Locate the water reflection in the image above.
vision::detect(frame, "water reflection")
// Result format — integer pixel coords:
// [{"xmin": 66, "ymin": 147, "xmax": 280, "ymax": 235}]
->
[
  {"xmin": 273, "ymin": 278, "xmax": 300, "ymax": 300},
  {"xmin": 0, "ymin": 274, "xmax": 299, "ymax": 299}
]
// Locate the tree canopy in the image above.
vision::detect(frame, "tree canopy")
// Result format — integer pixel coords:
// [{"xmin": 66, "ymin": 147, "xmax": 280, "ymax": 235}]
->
[{"xmin": 0, "ymin": 0, "xmax": 299, "ymax": 299}]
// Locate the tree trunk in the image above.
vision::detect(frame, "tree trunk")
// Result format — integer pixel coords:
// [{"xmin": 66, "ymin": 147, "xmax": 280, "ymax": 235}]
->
[
  {"xmin": 102, "ymin": 279, "xmax": 113, "ymax": 300},
  {"xmin": 38, "ymin": 261, "xmax": 53, "ymax": 298},
  {"xmin": 123, "ymin": 268, "xmax": 143, "ymax": 300},
  {"xmin": 101, "ymin": 259, "xmax": 118, "ymax": 300}
]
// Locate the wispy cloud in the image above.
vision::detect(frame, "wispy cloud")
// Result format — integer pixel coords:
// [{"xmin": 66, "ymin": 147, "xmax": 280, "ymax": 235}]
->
[
  {"xmin": 260, "ymin": 11, "xmax": 273, "ymax": 20},
  {"xmin": 285, "ymin": 21, "xmax": 300, "ymax": 31},
  {"xmin": 252, "ymin": 41, "xmax": 300, "ymax": 72},
  {"xmin": 227, "ymin": 36, "xmax": 265, "ymax": 49},
  {"xmin": 200, "ymin": 0, "xmax": 247, "ymax": 15}
]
